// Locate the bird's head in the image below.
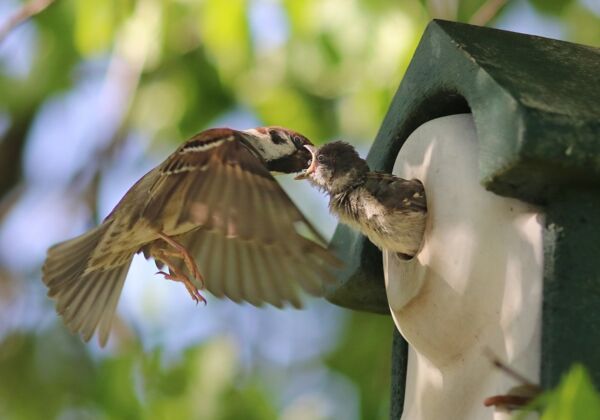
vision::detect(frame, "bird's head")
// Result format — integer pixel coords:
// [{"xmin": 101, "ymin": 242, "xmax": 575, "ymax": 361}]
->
[
  {"xmin": 241, "ymin": 127, "xmax": 313, "ymax": 173},
  {"xmin": 295, "ymin": 141, "xmax": 369, "ymax": 194}
]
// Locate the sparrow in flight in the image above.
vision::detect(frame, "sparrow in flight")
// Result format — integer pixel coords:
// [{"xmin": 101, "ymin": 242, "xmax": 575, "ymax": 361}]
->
[
  {"xmin": 296, "ymin": 141, "xmax": 427, "ymax": 258},
  {"xmin": 43, "ymin": 127, "xmax": 340, "ymax": 346}
]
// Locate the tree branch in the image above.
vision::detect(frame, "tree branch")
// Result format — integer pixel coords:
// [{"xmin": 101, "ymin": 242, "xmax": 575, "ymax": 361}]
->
[
  {"xmin": 469, "ymin": 0, "xmax": 510, "ymax": 27},
  {"xmin": 426, "ymin": 0, "xmax": 459, "ymax": 20},
  {"xmin": 0, "ymin": 0, "xmax": 55, "ymax": 43}
]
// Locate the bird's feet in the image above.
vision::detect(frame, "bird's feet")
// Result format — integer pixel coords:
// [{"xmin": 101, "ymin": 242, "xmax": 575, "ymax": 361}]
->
[
  {"xmin": 156, "ymin": 269, "xmax": 206, "ymax": 305},
  {"xmin": 152, "ymin": 231, "xmax": 206, "ymax": 305},
  {"xmin": 157, "ymin": 232, "xmax": 205, "ymax": 288}
]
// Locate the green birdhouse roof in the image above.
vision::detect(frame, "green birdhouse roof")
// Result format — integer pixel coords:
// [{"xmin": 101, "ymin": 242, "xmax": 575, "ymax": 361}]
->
[{"xmin": 327, "ymin": 19, "xmax": 600, "ymax": 313}]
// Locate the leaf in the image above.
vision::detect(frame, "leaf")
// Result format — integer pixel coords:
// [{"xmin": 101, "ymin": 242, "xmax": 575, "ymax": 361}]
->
[
  {"xmin": 563, "ymin": 3, "xmax": 600, "ymax": 47},
  {"xmin": 282, "ymin": 0, "xmax": 314, "ymax": 35},
  {"xmin": 196, "ymin": 0, "xmax": 252, "ymax": 82},
  {"xmin": 541, "ymin": 364, "xmax": 600, "ymax": 420},
  {"xmin": 73, "ymin": 0, "xmax": 134, "ymax": 54},
  {"xmin": 528, "ymin": 0, "xmax": 575, "ymax": 15}
]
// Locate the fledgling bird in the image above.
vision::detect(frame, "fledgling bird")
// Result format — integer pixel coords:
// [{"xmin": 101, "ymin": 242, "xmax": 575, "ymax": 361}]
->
[
  {"xmin": 42, "ymin": 127, "xmax": 340, "ymax": 346},
  {"xmin": 296, "ymin": 141, "xmax": 427, "ymax": 258}
]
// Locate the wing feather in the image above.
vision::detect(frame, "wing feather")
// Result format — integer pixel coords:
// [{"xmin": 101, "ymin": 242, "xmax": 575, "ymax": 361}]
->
[
  {"xmin": 251, "ymin": 245, "xmax": 284, "ymax": 308},
  {"xmin": 266, "ymin": 248, "xmax": 302, "ymax": 308},
  {"xmin": 220, "ymin": 235, "xmax": 243, "ymax": 303},
  {"xmin": 97, "ymin": 264, "xmax": 129, "ymax": 347},
  {"xmin": 366, "ymin": 174, "xmax": 427, "ymax": 213},
  {"xmin": 236, "ymin": 242, "xmax": 262, "ymax": 307},
  {"xmin": 203, "ymin": 232, "xmax": 224, "ymax": 298},
  {"xmin": 230, "ymin": 164, "xmax": 255, "ymax": 240},
  {"xmin": 141, "ymin": 131, "xmax": 340, "ymax": 308},
  {"xmin": 228, "ymin": 240, "xmax": 246, "ymax": 303}
]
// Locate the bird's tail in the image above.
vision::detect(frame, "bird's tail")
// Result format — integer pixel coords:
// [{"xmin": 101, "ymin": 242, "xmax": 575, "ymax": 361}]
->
[{"xmin": 42, "ymin": 223, "xmax": 133, "ymax": 346}]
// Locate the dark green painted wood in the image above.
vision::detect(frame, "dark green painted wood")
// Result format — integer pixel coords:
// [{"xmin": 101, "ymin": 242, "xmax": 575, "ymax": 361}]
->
[
  {"xmin": 542, "ymin": 190, "xmax": 600, "ymax": 389},
  {"xmin": 369, "ymin": 20, "xmax": 600, "ymax": 203},
  {"xmin": 326, "ymin": 222, "xmax": 389, "ymax": 314},
  {"xmin": 390, "ymin": 328, "xmax": 408, "ymax": 419},
  {"xmin": 326, "ymin": 18, "xmax": 600, "ymax": 313},
  {"xmin": 322, "ymin": 19, "xmax": 600, "ymax": 418}
]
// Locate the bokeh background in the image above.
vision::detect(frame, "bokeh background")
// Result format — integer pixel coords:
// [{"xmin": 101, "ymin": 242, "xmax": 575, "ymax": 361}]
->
[{"xmin": 0, "ymin": 0, "xmax": 598, "ymax": 419}]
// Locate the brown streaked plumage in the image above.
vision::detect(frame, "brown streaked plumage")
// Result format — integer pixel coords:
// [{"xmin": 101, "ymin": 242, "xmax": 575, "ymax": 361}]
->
[
  {"xmin": 43, "ymin": 127, "xmax": 340, "ymax": 346},
  {"xmin": 296, "ymin": 141, "xmax": 427, "ymax": 258}
]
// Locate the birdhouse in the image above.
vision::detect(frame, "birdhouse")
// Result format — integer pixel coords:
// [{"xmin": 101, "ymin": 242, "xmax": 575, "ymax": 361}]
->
[{"xmin": 325, "ymin": 20, "xmax": 600, "ymax": 419}]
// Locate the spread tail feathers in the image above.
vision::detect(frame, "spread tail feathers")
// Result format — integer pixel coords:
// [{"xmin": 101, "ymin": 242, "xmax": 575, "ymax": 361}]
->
[{"xmin": 42, "ymin": 224, "xmax": 133, "ymax": 346}]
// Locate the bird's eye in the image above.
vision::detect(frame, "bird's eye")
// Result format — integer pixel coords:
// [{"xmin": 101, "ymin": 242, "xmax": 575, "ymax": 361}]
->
[
  {"xmin": 292, "ymin": 135, "xmax": 304, "ymax": 147},
  {"xmin": 317, "ymin": 155, "xmax": 326, "ymax": 164}
]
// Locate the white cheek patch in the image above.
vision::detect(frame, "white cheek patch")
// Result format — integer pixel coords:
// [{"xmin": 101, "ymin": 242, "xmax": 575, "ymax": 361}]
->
[
  {"xmin": 243, "ymin": 129, "xmax": 296, "ymax": 161},
  {"xmin": 256, "ymin": 139, "xmax": 296, "ymax": 161}
]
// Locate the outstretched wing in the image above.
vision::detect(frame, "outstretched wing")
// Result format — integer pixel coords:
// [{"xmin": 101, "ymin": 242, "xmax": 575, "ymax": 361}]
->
[{"xmin": 140, "ymin": 128, "xmax": 340, "ymax": 307}]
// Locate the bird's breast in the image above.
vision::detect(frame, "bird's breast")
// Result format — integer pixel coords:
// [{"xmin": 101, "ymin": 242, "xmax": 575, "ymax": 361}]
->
[{"xmin": 331, "ymin": 189, "xmax": 427, "ymax": 255}]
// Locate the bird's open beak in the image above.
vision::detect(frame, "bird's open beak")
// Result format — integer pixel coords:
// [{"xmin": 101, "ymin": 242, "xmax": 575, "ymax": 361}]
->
[{"xmin": 294, "ymin": 145, "xmax": 317, "ymax": 180}]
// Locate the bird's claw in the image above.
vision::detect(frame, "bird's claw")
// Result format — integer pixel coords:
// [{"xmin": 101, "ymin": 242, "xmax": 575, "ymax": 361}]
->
[
  {"xmin": 152, "ymin": 231, "xmax": 208, "ymax": 304},
  {"xmin": 190, "ymin": 288, "xmax": 207, "ymax": 306},
  {"xmin": 155, "ymin": 268, "xmax": 206, "ymax": 306},
  {"xmin": 157, "ymin": 232, "xmax": 205, "ymax": 288},
  {"xmin": 156, "ymin": 270, "xmax": 175, "ymax": 280}
]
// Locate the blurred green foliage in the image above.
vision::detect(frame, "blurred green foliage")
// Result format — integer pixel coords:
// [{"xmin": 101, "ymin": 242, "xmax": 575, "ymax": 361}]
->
[
  {"xmin": 540, "ymin": 365, "xmax": 600, "ymax": 420},
  {"xmin": 517, "ymin": 364, "xmax": 600, "ymax": 420},
  {"xmin": 0, "ymin": 330, "xmax": 280, "ymax": 419},
  {"xmin": 0, "ymin": 0, "xmax": 599, "ymax": 419}
]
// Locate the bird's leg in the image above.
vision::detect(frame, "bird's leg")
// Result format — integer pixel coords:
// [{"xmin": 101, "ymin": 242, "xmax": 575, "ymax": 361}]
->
[
  {"xmin": 152, "ymin": 233, "xmax": 206, "ymax": 305},
  {"xmin": 156, "ymin": 231, "xmax": 205, "ymax": 288}
]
